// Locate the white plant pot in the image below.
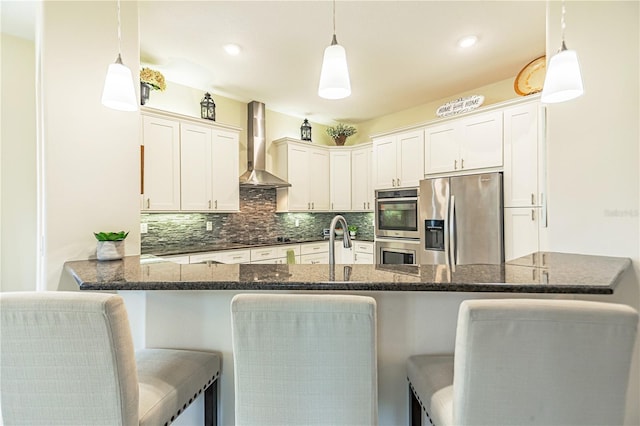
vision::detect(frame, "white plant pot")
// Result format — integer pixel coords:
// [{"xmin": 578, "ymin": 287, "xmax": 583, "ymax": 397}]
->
[{"xmin": 96, "ymin": 240, "xmax": 125, "ymax": 261}]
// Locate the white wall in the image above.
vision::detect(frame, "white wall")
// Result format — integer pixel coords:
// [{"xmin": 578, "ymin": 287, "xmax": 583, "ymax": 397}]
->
[
  {"xmin": 40, "ymin": 1, "xmax": 141, "ymax": 290},
  {"xmin": 1, "ymin": 34, "xmax": 37, "ymax": 292},
  {"xmin": 545, "ymin": 2, "xmax": 639, "ymax": 424}
]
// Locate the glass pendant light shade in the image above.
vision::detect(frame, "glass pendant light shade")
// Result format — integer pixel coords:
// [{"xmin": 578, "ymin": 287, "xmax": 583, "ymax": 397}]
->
[
  {"xmin": 541, "ymin": 47, "xmax": 584, "ymax": 103},
  {"xmin": 101, "ymin": 55, "xmax": 138, "ymax": 111},
  {"xmin": 318, "ymin": 37, "xmax": 351, "ymax": 100}
]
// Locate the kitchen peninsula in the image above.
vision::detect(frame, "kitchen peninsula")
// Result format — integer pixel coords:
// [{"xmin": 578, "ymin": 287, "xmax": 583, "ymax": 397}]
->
[{"xmin": 64, "ymin": 251, "xmax": 632, "ymax": 426}]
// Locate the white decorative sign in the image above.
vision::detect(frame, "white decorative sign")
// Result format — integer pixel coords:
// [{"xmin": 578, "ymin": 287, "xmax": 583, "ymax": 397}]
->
[{"xmin": 436, "ymin": 95, "xmax": 485, "ymax": 117}]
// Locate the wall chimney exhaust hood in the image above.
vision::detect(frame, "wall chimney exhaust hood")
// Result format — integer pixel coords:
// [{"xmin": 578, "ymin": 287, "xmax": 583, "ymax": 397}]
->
[{"xmin": 239, "ymin": 101, "xmax": 291, "ymax": 188}]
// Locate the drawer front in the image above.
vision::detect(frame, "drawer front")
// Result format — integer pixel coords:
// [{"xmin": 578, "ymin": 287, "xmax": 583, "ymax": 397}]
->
[
  {"xmin": 251, "ymin": 247, "xmax": 278, "ymax": 261},
  {"xmin": 220, "ymin": 250, "xmax": 251, "ymax": 264},
  {"xmin": 354, "ymin": 242, "xmax": 374, "ymax": 254},
  {"xmin": 189, "ymin": 252, "xmax": 223, "ymax": 263},
  {"xmin": 300, "ymin": 242, "xmax": 329, "ymax": 255},
  {"xmin": 275, "ymin": 245, "xmax": 301, "ymax": 258}
]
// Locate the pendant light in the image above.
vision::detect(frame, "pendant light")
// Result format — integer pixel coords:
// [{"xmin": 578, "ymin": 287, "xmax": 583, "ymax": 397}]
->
[
  {"xmin": 318, "ymin": 0, "xmax": 351, "ymax": 99},
  {"xmin": 541, "ymin": 0, "xmax": 584, "ymax": 103},
  {"xmin": 101, "ymin": 0, "xmax": 138, "ymax": 111}
]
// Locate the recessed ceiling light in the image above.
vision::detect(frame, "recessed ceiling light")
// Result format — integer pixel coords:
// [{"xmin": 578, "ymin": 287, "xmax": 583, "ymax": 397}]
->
[
  {"xmin": 223, "ymin": 43, "xmax": 241, "ymax": 56},
  {"xmin": 458, "ymin": 35, "xmax": 478, "ymax": 49}
]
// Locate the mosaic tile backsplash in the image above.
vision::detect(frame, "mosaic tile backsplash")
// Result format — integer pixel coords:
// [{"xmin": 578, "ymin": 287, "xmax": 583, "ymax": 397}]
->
[{"xmin": 141, "ymin": 188, "xmax": 374, "ymax": 254}]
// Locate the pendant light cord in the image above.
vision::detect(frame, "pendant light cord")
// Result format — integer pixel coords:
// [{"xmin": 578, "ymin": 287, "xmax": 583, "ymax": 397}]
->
[
  {"xmin": 560, "ymin": 0, "xmax": 567, "ymax": 50},
  {"xmin": 116, "ymin": 0, "xmax": 123, "ymax": 62},
  {"xmin": 330, "ymin": 0, "xmax": 338, "ymax": 46}
]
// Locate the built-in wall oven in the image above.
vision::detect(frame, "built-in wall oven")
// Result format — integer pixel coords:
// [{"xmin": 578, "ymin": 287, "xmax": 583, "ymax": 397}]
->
[
  {"xmin": 374, "ymin": 188, "xmax": 419, "ymax": 239},
  {"xmin": 375, "ymin": 238, "xmax": 419, "ymax": 265}
]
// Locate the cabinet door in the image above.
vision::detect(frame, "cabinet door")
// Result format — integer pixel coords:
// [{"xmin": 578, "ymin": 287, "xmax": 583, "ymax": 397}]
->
[
  {"xmin": 212, "ymin": 129, "xmax": 239, "ymax": 211},
  {"xmin": 287, "ymin": 145, "xmax": 311, "ymax": 211},
  {"xmin": 330, "ymin": 150, "xmax": 352, "ymax": 211},
  {"xmin": 354, "ymin": 252, "xmax": 374, "ymax": 264},
  {"xmin": 460, "ymin": 110, "xmax": 503, "ymax": 170},
  {"xmin": 373, "ymin": 136, "xmax": 397, "ymax": 189},
  {"xmin": 504, "ymin": 207, "xmax": 539, "ymax": 261},
  {"xmin": 351, "ymin": 145, "xmax": 373, "ymax": 210},
  {"xmin": 142, "ymin": 116, "xmax": 181, "ymax": 210},
  {"xmin": 504, "ymin": 103, "xmax": 539, "ymax": 207},
  {"xmin": 180, "ymin": 123, "xmax": 212, "ymax": 211},
  {"xmin": 425, "ymin": 123, "xmax": 459, "ymax": 174},
  {"xmin": 397, "ymin": 130, "xmax": 424, "ymax": 187},
  {"xmin": 309, "ymin": 147, "xmax": 330, "ymax": 210}
]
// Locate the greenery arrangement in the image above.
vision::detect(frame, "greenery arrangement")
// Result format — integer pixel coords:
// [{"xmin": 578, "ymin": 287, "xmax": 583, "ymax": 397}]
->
[
  {"xmin": 326, "ymin": 123, "xmax": 357, "ymax": 139},
  {"xmin": 94, "ymin": 231, "xmax": 129, "ymax": 242},
  {"xmin": 140, "ymin": 67, "xmax": 166, "ymax": 91},
  {"xmin": 348, "ymin": 225, "xmax": 358, "ymax": 233}
]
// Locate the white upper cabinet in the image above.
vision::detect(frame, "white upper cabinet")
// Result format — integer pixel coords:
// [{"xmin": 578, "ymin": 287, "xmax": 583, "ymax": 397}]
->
[
  {"xmin": 351, "ymin": 143, "xmax": 373, "ymax": 211},
  {"xmin": 141, "ymin": 115, "xmax": 181, "ymax": 211},
  {"xmin": 425, "ymin": 110, "xmax": 503, "ymax": 175},
  {"xmin": 274, "ymin": 138, "xmax": 330, "ymax": 212},
  {"xmin": 180, "ymin": 123, "xmax": 213, "ymax": 211},
  {"xmin": 373, "ymin": 130, "xmax": 424, "ymax": 189},
  {"xmin": 330, "ymin": 149, "xmax": 352, "ymax": 211},
  {"xmin": 211, "ymin": 129, "xmax": 240, "ymax": 211},
  {"xmin": 503, "ymin": 102, "xmax": 542, "ymax": 208},
  {"xmin": 504, "ymin": 207, "xmax": 540, "ymax": 261},
  {"xmin": 141, "ymin": 109, "xmax": 240, "ymax": 212}
]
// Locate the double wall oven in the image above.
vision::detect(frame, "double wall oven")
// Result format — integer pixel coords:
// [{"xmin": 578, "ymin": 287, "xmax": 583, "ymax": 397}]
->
[{"xmin": 374, "ymin": 188, "xmax": 420, "ymax": 265}]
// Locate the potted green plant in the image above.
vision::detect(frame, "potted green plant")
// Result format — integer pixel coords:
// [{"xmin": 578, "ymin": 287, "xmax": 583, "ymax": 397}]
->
[
  {"xmin": 348, "ymin": 225, "xmax": 358, "ymax": 238},
  {"xmin": 326, "ymin": 123, "xmax": 357, "ymax": 146},
  {"xmin": 94, "ymin": 231, "xmax": 129, "ymax": 261}
]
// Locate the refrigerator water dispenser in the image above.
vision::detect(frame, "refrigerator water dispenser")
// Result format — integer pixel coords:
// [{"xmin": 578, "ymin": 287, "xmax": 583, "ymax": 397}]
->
[{"xmin": 425, "ymin": 220, "xmax": 445, "ymax": 251}]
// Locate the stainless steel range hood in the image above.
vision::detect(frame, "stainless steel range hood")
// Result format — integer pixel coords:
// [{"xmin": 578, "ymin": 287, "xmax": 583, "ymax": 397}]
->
[{"xmin": 239, "ymin": 101, "xmax": 291, "ymax": 188}]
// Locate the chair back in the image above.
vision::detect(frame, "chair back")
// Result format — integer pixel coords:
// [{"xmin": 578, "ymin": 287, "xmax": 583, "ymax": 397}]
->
[
  {"xmin": 0, "ymin": 291, "xmax": 139, "ymax": 425},
  {"xmin": 231, "ymin": 293, "xmax": 378, "ymax": 426},
  {"xmin": 453, "ymin": 299, "xmax": 638, "ymax": 425}
]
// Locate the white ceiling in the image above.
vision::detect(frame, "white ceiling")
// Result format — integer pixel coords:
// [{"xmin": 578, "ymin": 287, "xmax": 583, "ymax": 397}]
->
[{"xmin": 1, "ymin": 1, "xmax": 546, "ymax": 125}]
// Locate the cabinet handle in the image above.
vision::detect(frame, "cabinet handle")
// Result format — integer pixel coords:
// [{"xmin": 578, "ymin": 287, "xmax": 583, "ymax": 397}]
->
[
  {"xmin": 261, "ymin": 252, "xmax": 270, "ymax": 256},
  {"xmin": 146, "ymin": 198, "xmax": 150, "ymax": 209},
  {"xmin": 363, "ymin": 202, "xmax": 366, "ymax": 209},
  {"xmin": 397, "ymin": 178, "xmax": 400, "ymax": 186},
  {"xmin": 308, "ymin": 202, "xmax": 311, "ymax": 210},
  {"xmin": 454, "ymin": 160, "xmax": 457, "ymax": 170},
  {"xmin": 354, "ymin": 254, "xmax": 358, "ymax": 262},
  {"xmin": 215, "ymin": 200, "xmax": 218, "ymax": 209},
  {"xmin": 533, "ymin": 268, "xmax": 537, "ymax": 280},
  {"xmin": 367, "ymin": 202, "xmax": 370, "ymax": 209},
  {"xmin": 312, "ymin": 202, "xmax": 315, "ymax": 210},
  {"xmin": 531, "ymin": 193, "xmax": 535, "ymax": 205},
  {"xmin": 461, "ymin": 158, "xmax": 464, "ymax": 169},
  {"xmin": 531, "ymin": 209, "xmax": 535, "ymax": 221},
  {"xmin": 208, "ymin": 200, "xmax": 212, "ymax": 209},
  {"xmin": 391, "ymin": 178, "xmax": 395, "ymax": 187}
]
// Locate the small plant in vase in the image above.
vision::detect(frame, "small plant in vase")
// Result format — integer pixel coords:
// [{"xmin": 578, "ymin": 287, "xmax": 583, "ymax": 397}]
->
[
  {"xmin": 326, "ymin": 123, "xmax": 357, "ymax": 146},
  {"xmin": 348, "ymin": 225, "xmax": 358, "ymax": 238},
  {"xmin": 94, "ymin": 231, "xmax": 129, "ymax": 261},
  {"xmin": 139, "ymin": 67, "xmax": 166, "ymax": 105}
]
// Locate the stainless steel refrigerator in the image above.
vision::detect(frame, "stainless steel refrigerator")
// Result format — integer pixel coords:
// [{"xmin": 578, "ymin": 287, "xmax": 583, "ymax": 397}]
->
[{"xmin": 419, "ymin": 172, "xmax": 503, "ymax": 265}]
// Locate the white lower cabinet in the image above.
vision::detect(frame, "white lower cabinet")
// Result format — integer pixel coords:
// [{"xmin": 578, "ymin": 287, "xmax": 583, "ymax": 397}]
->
[
  {"xmin": 353, "ymin": 241, "xmax": 374, "ymax": 264},
  {"xmin": 504, "ymin": 207, "xmax": 540, "ymax": 261},
  {"xmin": 300, "ymin": 242, "xmax": 329, "ymax": 264}
]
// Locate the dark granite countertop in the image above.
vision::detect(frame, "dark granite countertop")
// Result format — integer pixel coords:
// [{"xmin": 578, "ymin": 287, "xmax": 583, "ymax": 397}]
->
[
  {"xmin": 64, "ymin": 252, "xmax": 631, "ymax": 294},
  {"xmin": 145, "ymin": 237, "xmax": 374, "ymax": 257}
]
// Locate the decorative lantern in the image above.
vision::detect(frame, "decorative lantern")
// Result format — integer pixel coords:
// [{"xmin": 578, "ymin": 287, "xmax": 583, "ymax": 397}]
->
[
  {"xmin": 300, "ymin": 118, "xmax": 312, "ymax": 141},
  {"xmin": 200, "ymin": 92, "xmax": 216, "ymax": 121}
]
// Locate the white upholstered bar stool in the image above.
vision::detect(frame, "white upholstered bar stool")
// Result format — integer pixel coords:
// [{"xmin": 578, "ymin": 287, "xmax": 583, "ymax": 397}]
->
[
  {"xmin": 0, "ymin": 291, "xmax": 221, "ymax": 426},
  {"xmin": 407, "ymin": 299, "xmax": 638, "ymax": 426},
  {"xmin": 231, "ymin": 293, "xmax": 378, "ymax": 426}
]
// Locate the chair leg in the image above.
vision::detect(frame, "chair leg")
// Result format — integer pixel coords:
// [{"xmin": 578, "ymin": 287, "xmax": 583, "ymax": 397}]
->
[
  {"xmin": 204, "ymin": 379, "xmax": 217, "ymax": 426},
  {"xmin": 409, "ymin": 383, "xmax": 422, "ymax": 426}
]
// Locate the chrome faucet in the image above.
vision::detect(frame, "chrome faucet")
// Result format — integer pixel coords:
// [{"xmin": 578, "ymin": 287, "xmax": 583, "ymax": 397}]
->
[{"xmin": 329, "ymin": 215, "xmax": 352, "ymax": 266}]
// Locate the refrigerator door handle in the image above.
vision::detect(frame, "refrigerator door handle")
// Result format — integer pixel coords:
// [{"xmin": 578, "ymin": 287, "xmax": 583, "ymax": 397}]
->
[{"xmin": 449, "ymin": 195, "xmax": 456, "ymax": 266}]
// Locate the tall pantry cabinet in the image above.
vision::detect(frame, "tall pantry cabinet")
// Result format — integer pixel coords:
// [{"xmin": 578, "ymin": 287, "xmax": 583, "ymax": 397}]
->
[{"xmin": 503, "ymin": 101, "xmax": 546, "ymax": 261}]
